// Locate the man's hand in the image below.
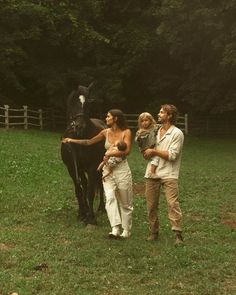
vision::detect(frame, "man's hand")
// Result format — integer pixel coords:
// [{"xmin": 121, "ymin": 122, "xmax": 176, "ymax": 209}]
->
[{"xmin": 143, "ymin": 148, "xmax": 155, "ymax": 159}]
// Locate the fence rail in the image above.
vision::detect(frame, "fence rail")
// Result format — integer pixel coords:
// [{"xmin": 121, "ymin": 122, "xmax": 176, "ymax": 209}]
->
[
  {"xmin": 0, "ymin": 105, "xmax": 188, "ymax": 134},
  {"xmin": 0, "ymin": 105, "xmax": 66, "ymax": 131}
]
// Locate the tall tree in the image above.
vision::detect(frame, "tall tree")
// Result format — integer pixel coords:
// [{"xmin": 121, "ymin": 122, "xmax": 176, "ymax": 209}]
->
[
  {"xmin": 0, "ymin": 0, "xmax": 235, "ymax": 115},
  {"xmin": 0, "ymin": 0, "xmax": 108, "ymax": 106},
  {"xmin": 154, "ymin": 0, "xmax": 236, "ymax": 113}
]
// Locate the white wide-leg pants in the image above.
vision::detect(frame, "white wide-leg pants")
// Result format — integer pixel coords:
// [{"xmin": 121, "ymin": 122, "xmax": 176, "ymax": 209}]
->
[{"xmin": 102, "ymin": 160, "xmax": 133, "ymax": 232}]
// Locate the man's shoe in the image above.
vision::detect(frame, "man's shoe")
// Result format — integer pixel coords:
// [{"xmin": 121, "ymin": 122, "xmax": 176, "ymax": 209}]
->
[
  {"xmin": 175, "ymin": 231, "xmax": 184, "ymax": 246},
  {"xmin": 146, "ymin": 233, "xmax": 158, "ymax": 241}
]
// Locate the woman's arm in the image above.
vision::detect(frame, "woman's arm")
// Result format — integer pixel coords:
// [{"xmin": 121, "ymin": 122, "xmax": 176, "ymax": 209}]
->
[{"xmin": 62, "ymin": 129, "xmax": 106, "ymax": 145}]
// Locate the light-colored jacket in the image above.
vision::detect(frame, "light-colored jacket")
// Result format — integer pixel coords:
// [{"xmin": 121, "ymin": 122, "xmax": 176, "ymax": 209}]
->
[{"xmin": 144, "ymin": 125, "xmax": 184, "ymax": 179}]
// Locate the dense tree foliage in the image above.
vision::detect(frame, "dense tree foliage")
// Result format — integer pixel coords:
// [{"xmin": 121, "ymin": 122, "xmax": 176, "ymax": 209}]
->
[
  {"xmin": 0, "ymin": 0, "xmax": 235, "ymax": 114},
  {"xmin": 154, "ymin": 0, "xmax": 236, "ymax": 114}
]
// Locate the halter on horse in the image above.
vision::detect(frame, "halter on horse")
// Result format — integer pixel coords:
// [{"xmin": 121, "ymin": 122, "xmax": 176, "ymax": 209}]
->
[{"xmin": 61, "ymin": 83, "xmax": 106, "ymax": 224}]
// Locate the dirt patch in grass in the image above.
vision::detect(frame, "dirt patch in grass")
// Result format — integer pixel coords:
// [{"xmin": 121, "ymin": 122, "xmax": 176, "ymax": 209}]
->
[
  {"xmin": 222, "ymin": 219, "xmax": 236, "ymax": 229},
  {"xmin": 221, "ymin": 212, "xmax": 236, "ymax": 229},
  {"xmin": 0, "ymin": 243, "xmax": 14, "ymax": 251},
  {"xmin": 190, "ymin": 214, "xmax": 203, "ymax": 221}
]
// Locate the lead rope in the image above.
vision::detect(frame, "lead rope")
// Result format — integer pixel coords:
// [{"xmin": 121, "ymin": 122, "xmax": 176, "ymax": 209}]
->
[{"xmin": 67, "ymin": 143, "xmax": 80, "ymax": 184}]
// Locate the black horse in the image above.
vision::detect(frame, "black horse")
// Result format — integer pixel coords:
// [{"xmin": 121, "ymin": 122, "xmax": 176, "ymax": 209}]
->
[{"xmin": 61, "ymin": 83, "xmax": 106, "ymax": 225}]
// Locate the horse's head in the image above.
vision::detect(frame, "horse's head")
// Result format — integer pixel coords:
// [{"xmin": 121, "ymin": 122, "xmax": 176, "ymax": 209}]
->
[{"xmin": 67, "ymin": 82, "xmax": 94, "ymax": 136}]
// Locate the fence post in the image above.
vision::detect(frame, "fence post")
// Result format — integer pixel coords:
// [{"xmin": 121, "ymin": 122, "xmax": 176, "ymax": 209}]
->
[
  {"xmin": 23, "ymin": 105, "xmax": 28, "ymax": 130},
  {"xmin": 184, "ymin": 114, "xmax": 188, "ymax": 135},
  {"xmin": 4, "ymin": 105, "xmax": 9, "ymax": 129},
  {"xmin": 51, "ymin": 109, "xmax": 55, "ymax": 130},
  {"xmin": 39, "ymin": 109, "xmax": 43, "ymax": 130}
]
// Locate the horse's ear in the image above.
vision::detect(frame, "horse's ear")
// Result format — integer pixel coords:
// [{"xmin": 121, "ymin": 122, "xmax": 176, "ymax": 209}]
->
[{"xmin": 88, "ymin": 81, "xmax": 95, "ymax": 92}]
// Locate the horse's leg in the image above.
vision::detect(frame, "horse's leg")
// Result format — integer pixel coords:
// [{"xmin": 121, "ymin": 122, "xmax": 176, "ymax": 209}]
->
[
  {"xmin": 85, "ymin": 171, "xmax": 97, "ymax": 225},
  {"xmin": 78, "ymin": 171, "xmax": 90, "ymax": 221},
  {"xmin": 72, "ymin": 176, "xmax": 88, "ymax": 222},
  {"xmin": 66, "ymin": 166, "xmax": 88, "ymax": 221},
  {"xmin": 97, "ymin": 172, "xmax": 105, "ymax": 213},
  {"xmin": 80, "ymin": 171, "xmax": 88, "ymax": 201},
  {"xmin": 61, "ymin": 144, "xmax": 88, "ymax": 222}
]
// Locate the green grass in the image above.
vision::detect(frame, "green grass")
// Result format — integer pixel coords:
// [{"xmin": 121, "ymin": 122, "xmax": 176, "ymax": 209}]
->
[{"xmin": 0, "ymin": 129, "xmax": 235, "ymax": 295}]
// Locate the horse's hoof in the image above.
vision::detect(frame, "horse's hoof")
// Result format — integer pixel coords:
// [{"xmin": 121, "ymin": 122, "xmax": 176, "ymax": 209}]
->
[
  {"xmin": 86, "ymin": 224, "xmax": 97, "ymax": 230},
  {"xmin": 97, "ymin": 205, "xmax": 105, "ymax": 213},
  {"xmin": 77, "ymin": 214, "xmax": 87, "ymax": 223},
  {"xmin": 84, "ymin": 216, "xmax": 97, "ymax": 226},
  {"xmin": 85, "ymin": 221, "xmax": 97, "ymax": 227}
]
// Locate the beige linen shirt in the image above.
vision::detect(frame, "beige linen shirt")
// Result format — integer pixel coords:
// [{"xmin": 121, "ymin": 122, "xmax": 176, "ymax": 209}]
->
[{"xmin": 144, "ymin": 125, "xmax": 184, "ymax": 179}]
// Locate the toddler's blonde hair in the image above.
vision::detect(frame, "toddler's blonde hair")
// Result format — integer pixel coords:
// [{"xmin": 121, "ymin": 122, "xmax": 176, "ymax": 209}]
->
[{"xmin": 137, "ymin": 112, "xmax": 156, "ymax": 130}]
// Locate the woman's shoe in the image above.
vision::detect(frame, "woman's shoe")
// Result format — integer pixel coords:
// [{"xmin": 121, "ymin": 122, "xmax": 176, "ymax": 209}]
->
[
  {"xmin": 108, "ymin": 226, "xmax": 120, "ymax": 239},
  {"xmin": 120, "ymin": 230, "xmax": 131, "ymax": 239}
]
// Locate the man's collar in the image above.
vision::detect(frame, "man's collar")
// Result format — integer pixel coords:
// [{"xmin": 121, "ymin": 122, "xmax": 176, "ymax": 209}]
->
[{"xmin": 166, "ymin": 125, "xmax": 175, "ymax": 134}]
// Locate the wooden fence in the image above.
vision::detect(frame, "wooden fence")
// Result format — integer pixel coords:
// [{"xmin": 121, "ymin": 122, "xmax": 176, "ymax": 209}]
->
[
  {"xmin": 0, "ymin": 105, "xmax": 66, "ymax": 130},
  {"xmin": 0, "ymin": 105, "xmax": 188, "ymax": 134}
]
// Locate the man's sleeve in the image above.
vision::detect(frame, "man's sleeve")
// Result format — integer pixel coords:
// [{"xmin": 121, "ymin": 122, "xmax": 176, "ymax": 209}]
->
[{"xmin": 168, "ymin": 131, "xmax": 184, "ymax": 161}]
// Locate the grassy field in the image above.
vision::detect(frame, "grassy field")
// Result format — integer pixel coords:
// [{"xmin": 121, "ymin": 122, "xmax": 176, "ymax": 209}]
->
[{"xmin": 0, "ymin": 129, "xmax": 235, "ymax": 295}]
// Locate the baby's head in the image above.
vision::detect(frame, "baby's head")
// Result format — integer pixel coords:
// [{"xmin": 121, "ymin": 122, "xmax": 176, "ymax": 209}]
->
[
  {"xmin": 138, "ymin": 112, "xmax": 156, "ymax": 130},
  {"xmin": 116, "ymin": 141, "xmax": 127, "ymax": 151}
]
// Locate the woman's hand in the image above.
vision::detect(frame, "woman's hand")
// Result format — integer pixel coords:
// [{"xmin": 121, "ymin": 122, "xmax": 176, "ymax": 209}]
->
[
  {"xmin": 62, "ymin": 137, "xmax": 72, "ymax": 143},
  {"xmin": 105, "ymin": 150, "xmax": 113, "ymax": 157}
]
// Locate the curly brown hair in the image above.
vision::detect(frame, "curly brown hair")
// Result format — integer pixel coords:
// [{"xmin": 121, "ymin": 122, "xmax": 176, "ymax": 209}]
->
[
  {"xmin": 108, "ymin": 109, "xmax": 128, "ymax": 130},
  {"xmin": 161, "ymin": 104, "xmax": 178, "ymax": 124}
]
